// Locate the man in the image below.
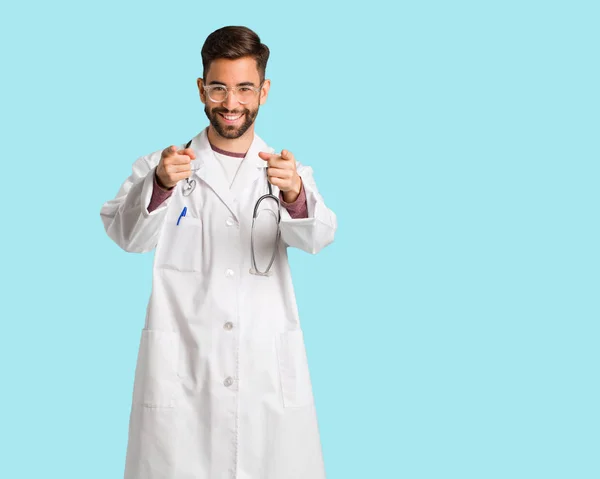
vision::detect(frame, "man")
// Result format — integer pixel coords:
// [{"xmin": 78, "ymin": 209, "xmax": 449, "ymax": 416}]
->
[{"xmin": 100, "ymin": 26, "xmax": 337, "ymax": 479}]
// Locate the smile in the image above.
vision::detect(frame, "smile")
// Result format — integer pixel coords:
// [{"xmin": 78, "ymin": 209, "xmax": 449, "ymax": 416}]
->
[{"xmin": 219, "ymin": 113, "xmax": 243, "ymax": 123}]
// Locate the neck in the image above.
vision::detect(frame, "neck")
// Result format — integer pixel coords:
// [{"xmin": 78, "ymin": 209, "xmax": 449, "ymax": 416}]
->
[{"xmin": 207, "ymin": 125, "xmax": 254, "ymax": 154}]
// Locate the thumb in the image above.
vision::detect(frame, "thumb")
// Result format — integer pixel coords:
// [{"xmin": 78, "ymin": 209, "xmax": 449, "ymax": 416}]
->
[
  {"xmin": 281, "ymin": 149, "xmax": 295, "ymax": 162},
  {"xmin": 258, "ymin": 151, "xmax": 273, "ymax": 161},
  {"xmin": 178, "ymin": 147, "xmax": 197, "ymax": 160},
  {"xmin": 163, "ymin": 145, "xmax": 177, "ymax": 158}
]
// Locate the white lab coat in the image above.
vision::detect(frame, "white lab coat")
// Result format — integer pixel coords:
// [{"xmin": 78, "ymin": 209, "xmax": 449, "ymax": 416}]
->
[{"xmin": 100, "ymin": 128, "xmax": 337, "ymax": 479}]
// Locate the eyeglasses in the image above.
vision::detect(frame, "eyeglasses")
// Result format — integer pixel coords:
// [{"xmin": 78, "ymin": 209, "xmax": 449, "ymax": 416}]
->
[{"xmin": 203, "ymin": 83, "xmax": 263, "ymax": 104}]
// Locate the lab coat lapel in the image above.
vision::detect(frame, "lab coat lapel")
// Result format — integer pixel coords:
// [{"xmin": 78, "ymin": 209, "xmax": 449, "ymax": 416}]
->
[
  {"xmin": 229, "ymin": 133, "xmax": 270, "ymax": 198},
  {"xmin": 189, "ymin": 129, "xmax": 239, "ymax": 221}
]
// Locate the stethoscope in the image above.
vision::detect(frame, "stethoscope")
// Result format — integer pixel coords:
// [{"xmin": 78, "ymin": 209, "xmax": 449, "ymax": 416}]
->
[
  {"xmin": 180, "ymin": 139, "xmax": 281, "ymax": 277},
  {"xmin": 182, "ymin": 140, "xmax": 197, "ymax": 197}
]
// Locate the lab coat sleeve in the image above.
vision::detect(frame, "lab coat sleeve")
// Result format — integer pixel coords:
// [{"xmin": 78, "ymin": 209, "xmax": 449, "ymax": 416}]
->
[
  {"xmin": 100, "ymin": 149, "xmax": 172, "ymax": 253},
  {"xmin": 279, "ymin": 161, "xmax": 337, "ymax": 254}
]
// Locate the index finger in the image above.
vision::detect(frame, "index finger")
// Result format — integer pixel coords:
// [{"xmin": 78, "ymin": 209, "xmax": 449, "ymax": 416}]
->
[{"xmin": 258, "ymin": 151, "xmax": 280, "ymax": 161}]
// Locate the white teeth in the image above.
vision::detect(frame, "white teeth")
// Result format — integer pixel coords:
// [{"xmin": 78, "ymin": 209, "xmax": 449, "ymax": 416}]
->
[{"xmin": 223, "ymin": 114, "xmax": 242, "ymax": 121}]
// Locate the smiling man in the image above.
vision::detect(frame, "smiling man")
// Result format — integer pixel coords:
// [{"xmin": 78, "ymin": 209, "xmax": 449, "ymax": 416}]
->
[{"xmin": 100, "ymin": 26, "xmax": 337, "ymax": 479}]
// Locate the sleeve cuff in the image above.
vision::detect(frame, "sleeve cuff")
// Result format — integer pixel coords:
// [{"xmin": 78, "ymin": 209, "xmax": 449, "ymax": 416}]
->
[
  {"xmin": 279, "ymin": 178, "xmax": 308, "ymax": 219},
  {"xmin": 147, "ymin": 171, "xmax": 174, "ymax": 213}
]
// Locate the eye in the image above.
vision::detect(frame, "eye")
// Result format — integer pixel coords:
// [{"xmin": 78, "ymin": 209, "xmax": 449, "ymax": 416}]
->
[
  {"xmin": 212, "ymin": 86, "xmax": 226, "ymax": 92},
  {"xmin": 239, "ymin": 87, "xmax": 252, "ymax": 92}
]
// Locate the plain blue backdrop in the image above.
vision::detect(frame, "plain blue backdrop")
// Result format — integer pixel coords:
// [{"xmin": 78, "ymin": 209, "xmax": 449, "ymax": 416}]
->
[{"xmin": 1, "ymin": 1, "xmax": 598, "ymax": 478}]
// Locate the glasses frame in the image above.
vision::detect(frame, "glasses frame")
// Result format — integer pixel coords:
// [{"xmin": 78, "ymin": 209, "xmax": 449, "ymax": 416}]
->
[{"xmin": 203, "ymin": 82, "xmax": 264, "ymax": 105}]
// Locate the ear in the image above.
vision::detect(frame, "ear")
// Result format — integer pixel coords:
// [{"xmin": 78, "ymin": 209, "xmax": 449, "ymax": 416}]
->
[
  {"xmin": 259, "ymin": 79, "xmax": 271, "ymax": 106},
  {"xmin": 197, "ymin": 78, "xmax": 206, "ymax": 104}
]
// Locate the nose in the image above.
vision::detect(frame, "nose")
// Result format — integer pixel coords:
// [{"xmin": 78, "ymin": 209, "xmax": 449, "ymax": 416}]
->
[{"xmin": 223, "ymin": 88, "xmax": 241, "ymax": 110}]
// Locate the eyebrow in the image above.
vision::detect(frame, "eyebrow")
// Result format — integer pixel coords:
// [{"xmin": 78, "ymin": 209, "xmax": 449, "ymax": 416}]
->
[{"xmin": 208, "ymin": 81, "xmax": 259, "ymax": 87}]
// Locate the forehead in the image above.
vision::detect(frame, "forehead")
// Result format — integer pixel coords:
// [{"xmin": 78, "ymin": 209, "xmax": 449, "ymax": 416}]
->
[{"xmin": 205, "ymin": 57, "xmax": 261, "ymax": 84}]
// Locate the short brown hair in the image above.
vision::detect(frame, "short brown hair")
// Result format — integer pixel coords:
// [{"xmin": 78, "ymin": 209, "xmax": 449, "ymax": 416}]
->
[{"xmin": 201, "ymin": 26, "xmax": 270, "ymax": 81}]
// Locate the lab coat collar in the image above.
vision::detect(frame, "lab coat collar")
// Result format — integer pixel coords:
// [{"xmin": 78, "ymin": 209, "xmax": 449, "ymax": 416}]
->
[{"xmin": 188, "ymin": 128, "xmax": 270, "ymax": 222}]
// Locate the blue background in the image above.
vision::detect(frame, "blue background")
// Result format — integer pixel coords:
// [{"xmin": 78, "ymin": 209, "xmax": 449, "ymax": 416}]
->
[{"xmin": 1, "ymin": 1, "xmax": 598, "ymax": 478}]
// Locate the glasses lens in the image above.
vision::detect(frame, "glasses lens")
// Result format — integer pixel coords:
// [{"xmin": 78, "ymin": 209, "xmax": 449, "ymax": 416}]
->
[
  {"xmin": 236, "ymin": 87, "xmax": 256, "ymax": 104},
  {"xmin": 208, "ymin": 86, "xmax": 227, "ymax": 102}
]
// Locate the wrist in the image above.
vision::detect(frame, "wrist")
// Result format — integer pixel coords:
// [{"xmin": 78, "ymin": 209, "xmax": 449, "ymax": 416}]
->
[
  {"xmin": 155, "ymin": 169, "xmax": 174, "ymax": 191},
  {"xmin": 282, "ymin": 176, "xmax": 302, "ymax": 203}
]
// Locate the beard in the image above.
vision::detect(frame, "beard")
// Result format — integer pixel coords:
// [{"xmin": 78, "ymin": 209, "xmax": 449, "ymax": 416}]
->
[{"xmin": 204, "ymin": 104, "xmax": 259, "ymax": 139}]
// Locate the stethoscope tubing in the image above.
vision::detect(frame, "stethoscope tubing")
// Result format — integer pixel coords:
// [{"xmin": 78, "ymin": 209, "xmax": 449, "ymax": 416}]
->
[{"xmin": 180, "ymin": 138, "xmax": 281, "ymax": 275}]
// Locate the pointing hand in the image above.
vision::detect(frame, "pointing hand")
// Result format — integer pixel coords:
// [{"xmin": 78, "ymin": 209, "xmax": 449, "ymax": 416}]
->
[
  {"xmin": 258, "ymin": 149, "xmax": 302, "ymax": 202},
  {"xmin": 156, "ymin": 145, "xmax": 196, "ymax": 190}
]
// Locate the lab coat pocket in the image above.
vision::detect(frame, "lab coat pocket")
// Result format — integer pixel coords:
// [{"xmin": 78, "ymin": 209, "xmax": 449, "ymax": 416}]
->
[
  {"xmin": 276, "ymin": 330, "xmax": 314, "ymax": 408},
  {"xmin": 156, "ymin": 217, "xmax": 203, "ymax": 272},
  {"xmin": 133, "ymin": 329, "xmax": 179, "ymax": 408}
]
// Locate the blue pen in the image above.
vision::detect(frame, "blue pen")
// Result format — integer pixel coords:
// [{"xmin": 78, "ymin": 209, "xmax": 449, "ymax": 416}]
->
[{"xmin": 176, "ymin": 206, "xmax": 187, "ymax": 226}]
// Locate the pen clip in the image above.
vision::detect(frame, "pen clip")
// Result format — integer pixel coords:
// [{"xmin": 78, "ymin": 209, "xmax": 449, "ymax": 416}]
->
[{"xmin": 176, "ymin": 206, "xmax": 187, "ymax": 226}]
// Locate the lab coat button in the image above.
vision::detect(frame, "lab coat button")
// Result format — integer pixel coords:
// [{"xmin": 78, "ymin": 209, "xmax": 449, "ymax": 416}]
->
[
  {"xmin": 224, "ymin": 376, "xmax": 233, "ymax": 387},
  {"xmin": 226, "ymin": 218, "xmax": 234, "ymax": 226},
  {"xmin": 225, "ymin": 269, "xmax": 234, "ymax": 277},
  {"xmin": 224, "ymin": 322, "xmax": 233, "ymax": 330}
]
